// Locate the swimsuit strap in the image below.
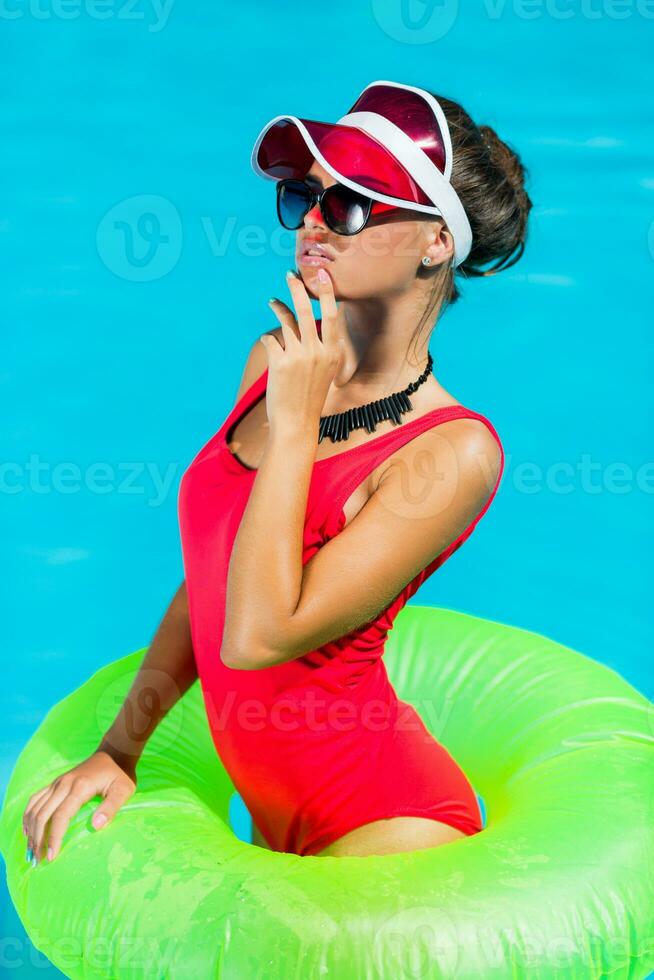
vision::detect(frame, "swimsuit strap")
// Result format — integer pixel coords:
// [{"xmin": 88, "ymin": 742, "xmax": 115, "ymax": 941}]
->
[
  {"xmin": 327, "ymin": 404, "xmax": 505, "ymax": 531},
  {"xmin": 220, "ymin": 366, "xmax": 269, "ymax": 443}
]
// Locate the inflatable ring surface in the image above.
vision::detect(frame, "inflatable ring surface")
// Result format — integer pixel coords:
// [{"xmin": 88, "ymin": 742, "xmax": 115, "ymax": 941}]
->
[{"xmin": 1, "ymin": 605, "xmax": 652, "ymax": 979}]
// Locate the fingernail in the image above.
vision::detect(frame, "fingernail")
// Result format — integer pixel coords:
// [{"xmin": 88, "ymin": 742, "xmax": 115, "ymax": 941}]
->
[
  {"xmin": 317, "ymin": 268, "xmax": 329, "ymax": 282},
  {"xmin": 26, "ymin": 848, "xmax": 32, "ymax": 863},
  {"xmin": 47, "ymin": 847, "xmax": 53, "ymax": 861},
  {"xmin": 93, "ymin": 813, "xmax": 107, "ymax": 829},
  {"xmin": 286, "ymin": 269, "xmax": 297, "ymax": 279},
  {"xmin": 268, "ymin": 298, "xmax": 277, "ymax": 305},
  {"xmin": 31, "ymin": 854, "xmax": 37, "ymax": 867}
]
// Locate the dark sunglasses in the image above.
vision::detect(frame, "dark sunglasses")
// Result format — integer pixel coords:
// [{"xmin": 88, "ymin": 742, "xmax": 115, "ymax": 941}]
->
[{"xmin": 276, "ymin": 177, "xmax": 376, "ymax": 236}]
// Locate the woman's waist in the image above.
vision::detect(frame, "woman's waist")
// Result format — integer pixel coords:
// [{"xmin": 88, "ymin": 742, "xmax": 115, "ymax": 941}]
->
[{"xmin": 198, "ymin": 649, "xmax": 396, "ymax": 731}]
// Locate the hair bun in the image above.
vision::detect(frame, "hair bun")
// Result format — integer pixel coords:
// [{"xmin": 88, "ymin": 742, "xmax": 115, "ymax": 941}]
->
[
  {"xmin": 478, "ymin": 125, "xmax": 529, "ymax": 204},
  {"xmin": 412, "ymin": 89, "xmax": 534, "ymax": 314}
]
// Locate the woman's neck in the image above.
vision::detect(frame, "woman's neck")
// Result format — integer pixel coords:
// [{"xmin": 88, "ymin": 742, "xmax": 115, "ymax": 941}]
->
[{"xmin": 330, "ymin": 298, "xmax": 435, "ymax": 398}]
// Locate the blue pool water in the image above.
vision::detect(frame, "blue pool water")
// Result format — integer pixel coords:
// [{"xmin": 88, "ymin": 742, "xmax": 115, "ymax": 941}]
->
[{"xmin": 2, "ymin": 3, "xmax": 652, "ymax": 975}]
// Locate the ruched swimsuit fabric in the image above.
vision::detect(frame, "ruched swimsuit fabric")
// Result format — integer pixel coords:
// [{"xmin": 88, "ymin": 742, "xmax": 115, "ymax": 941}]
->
[{"xmin": 177, "ymin": 331, "xmax": 505, "ymax": 857}]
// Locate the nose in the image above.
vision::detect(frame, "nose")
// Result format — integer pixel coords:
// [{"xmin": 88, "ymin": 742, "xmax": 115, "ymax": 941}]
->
[{"xmin": 303, "ymin": 202, "xmax": 327, "ymax": 230}]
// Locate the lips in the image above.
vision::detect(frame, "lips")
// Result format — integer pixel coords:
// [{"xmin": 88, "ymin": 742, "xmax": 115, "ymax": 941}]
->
[{"xmin": 299, "ymin": 239, "xmax": 335, "ymax": 261}]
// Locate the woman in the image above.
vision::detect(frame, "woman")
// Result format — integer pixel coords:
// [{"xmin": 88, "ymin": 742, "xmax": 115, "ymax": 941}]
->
[{"xmin": 23, "ymin": 80, "xmax": 531, "ymax": 865}]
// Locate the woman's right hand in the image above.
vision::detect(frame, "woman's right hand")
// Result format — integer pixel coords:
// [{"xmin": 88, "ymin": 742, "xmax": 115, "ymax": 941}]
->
[{"xmin": 22, "ymin": 751, "xmax": 137, "ymax": 865}]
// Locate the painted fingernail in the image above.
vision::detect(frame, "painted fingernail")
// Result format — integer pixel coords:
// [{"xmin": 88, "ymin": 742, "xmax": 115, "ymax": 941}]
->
[
  {"xmin": 286, "ymin": 269, "xmax": 297, "ymax": 279},
  {"xmin": 317, "ymin": 268, "xmax": 329, "ymax": 282},
  {"xmin": 26, "ymin": 848, "xmax": 32, "ymax": 862},
  {"xmin": 268, "ymin": 298, "xmax": 277, "ymax": 305},
  {"xmin": 47, "ymin": 847, "xmax": 53, "ymax": 861}
]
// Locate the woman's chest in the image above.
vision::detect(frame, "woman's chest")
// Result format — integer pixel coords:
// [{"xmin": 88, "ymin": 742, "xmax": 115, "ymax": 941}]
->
[{"xmin": 226, "ymin": 395, "xmax": 386, "ymax": 529}]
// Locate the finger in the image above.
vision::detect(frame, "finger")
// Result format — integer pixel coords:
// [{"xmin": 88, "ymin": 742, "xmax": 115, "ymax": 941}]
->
[
  {"xmin": 30, "ymin": 783, "xmax": 71, "ymax": 861},
  {"xmin": 39, "ymin": 796, "xmax": 85, "ymax": 863},
  {"xmin": 286, "ymin": 270, "xmax": 317, "ymax": 345},
  {"xmin": 23, "ymin": 785, "xmax": 51, "ymax": 837},
  {"xmin": 37, "ymin": 776, "xmax": 102, "ymax": 862},
  {"xmin": 315, "ymin": 269, "xmax": 339, "ymax": 347},
  {"xmin": 267, "ymin": 299, "xmax": 301, "ymax": 344},
  {"xmin": 91, "ymin": 775, "xmax": 136, "ymax": 831},
  {"xmin": 271, "ymin": 294, "xmax": 302, "ymax": 351},
  {"xmin": 48, "ymin": 775, "xmax": 135, "ymax": 861},
  {"xmin": 25, "ymin": 787, "xmax": 56, "ymax": 854},
  {"xmin": 258, "ymin": 332, "xmax": 283, "ymax": 364}
]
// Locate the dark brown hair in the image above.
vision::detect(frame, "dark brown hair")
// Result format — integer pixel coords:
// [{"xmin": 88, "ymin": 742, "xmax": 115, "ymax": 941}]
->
[{"xmin": 410, "ymin": 91, "xmax": 533, "ymax": 359}]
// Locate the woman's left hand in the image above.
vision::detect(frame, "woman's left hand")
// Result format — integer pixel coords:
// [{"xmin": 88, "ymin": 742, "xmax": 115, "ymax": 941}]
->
[{"xmin": 259, "ymin": 267, "xmax": 345, "ymax": 436}]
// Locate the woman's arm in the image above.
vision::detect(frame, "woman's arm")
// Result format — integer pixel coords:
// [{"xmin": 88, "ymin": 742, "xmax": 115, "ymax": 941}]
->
[
  {"xmin": 96, "ymin": 580, "xmax": 197, "ymax": 775},
  {"xmin": 94, "ymin": 327, "xmax": 296, "ymax": 765},
  {"xmin": 24, "ymin": 581, "xmax": 199, "ymax": 863},
  {"xmin": 222, "ymin": 417, "xmax": 500, "ymax": 670},
  {"xmin": 95, "ymin": 336, "xmax": 298, "ymax": 767}
]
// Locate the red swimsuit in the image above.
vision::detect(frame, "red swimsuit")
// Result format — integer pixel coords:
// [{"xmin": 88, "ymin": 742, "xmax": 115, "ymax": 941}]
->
[{"xmin": 177, "ymin": 334, "xmax": 505, "ymax": 856}]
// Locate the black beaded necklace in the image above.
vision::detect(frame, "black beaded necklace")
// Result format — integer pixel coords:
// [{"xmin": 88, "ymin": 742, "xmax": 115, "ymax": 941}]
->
[{"xmin": 318, "ymin": 352, "xmax": 434, "ymax": 444}]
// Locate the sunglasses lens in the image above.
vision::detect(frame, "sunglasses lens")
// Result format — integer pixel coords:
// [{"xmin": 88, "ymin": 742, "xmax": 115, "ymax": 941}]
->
[
  {"xmin": 276, "ymin": 179, "xmax": 374, "ymax": 235},
  {"xmin": 323, "ymin": 185, "xmax": 372, "ymax": 235},
  {"xmin": 277, "ymin": 180, "xmax": 311, "ymax": 230}
]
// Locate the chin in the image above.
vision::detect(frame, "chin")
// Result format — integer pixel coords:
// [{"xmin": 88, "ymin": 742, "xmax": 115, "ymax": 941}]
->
[{"xmin": 298, "ymin": 265, "xmax": 339, "ymax": 297}]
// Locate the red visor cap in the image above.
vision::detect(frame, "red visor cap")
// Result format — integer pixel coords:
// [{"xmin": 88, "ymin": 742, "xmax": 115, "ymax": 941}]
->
[{"xmin": 259, "ymin": 117, "xmax": 435, "ymax": 204}]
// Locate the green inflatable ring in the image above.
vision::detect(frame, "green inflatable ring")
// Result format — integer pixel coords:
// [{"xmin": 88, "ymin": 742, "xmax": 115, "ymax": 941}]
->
[{"xmin": 1, "ymin": 605, "xmax": 652, "ymax": 979}]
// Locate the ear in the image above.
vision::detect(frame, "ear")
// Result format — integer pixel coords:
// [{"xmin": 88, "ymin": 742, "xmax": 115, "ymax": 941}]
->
[{"xmin": 423, "ymin": 219, "xmax": 455, "ymax": 267}]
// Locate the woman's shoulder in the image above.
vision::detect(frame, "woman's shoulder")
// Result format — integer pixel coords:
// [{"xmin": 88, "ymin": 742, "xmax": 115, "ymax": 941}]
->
[
  {"xmin": 233, "ymin": 325, "xmax": 284, "ymax": 404},
  {"xmin": 420, "ymin": 379, "xmax": 502, "ymax": 450},
  {"xmin": 368, "ymin": 411, "xmax": 503, "ymax": 536},
  {"xmin": 373, "ymin": 395, "xmax": 503, "ymax": 512},
  {"xmin": 414, "ymin": 386, "xmax": 503, "ymax": 465},
  {"xmin": 389, "ymin": 406, "xmax": 502, "ymax": 467}
]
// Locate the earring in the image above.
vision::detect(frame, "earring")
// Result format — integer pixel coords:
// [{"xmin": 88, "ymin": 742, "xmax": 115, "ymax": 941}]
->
[{"xmin": 421, "ymin": 256, "xmax": 432, "ymax": 267}]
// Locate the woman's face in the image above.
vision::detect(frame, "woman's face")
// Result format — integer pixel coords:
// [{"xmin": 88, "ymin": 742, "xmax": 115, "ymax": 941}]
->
[{"xmin": 294, "ymin": 159, "xmax": 451, "ymax": 301}]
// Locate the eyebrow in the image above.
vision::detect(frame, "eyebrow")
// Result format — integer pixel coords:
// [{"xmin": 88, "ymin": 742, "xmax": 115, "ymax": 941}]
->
[{"xmin": 304, "ymin": 173, "xmax": 324, "ymax": 189}]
